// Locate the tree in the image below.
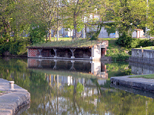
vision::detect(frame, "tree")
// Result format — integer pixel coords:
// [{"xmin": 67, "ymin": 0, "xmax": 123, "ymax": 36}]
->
[
  {"xmin": 34, "ymin": 0, "xmax": 59, "ymax": 41},
  {"xmin": 146, "ymin": 0, "xmax": 154, "ymax": 36},
  {"xmin": 113, "ymin": 0, "xmax": 147, "ymax": 37},
  {"xmin": 0, "ymin": 0, "xmax": 15, "ymax": 42},
  {"xmin": 62, "ymin": 0, "xmax": 95, "ymax": 40},
  {"xmin": 89, "ymin": 0, "xmax": 112, "ymax": 40}
]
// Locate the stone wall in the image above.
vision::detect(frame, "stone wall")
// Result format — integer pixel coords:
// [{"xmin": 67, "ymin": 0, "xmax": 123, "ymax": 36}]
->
[{"xmin": 129, "ymin": 49, "xmax": 154, "ymax": 65}]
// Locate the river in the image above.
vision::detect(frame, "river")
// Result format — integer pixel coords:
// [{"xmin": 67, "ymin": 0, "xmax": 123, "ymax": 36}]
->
[{"xmin": 0, "ymin": 58, "xmax": 154, "ymax": 115}]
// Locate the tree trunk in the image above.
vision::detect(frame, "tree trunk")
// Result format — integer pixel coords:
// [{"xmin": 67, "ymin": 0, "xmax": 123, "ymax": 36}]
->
[
  {"xmin": 46, "ymin": 34, "xmax": 48, "ymax": 42},
  {"xmin": 49, "ymin": 29, "xmax": 51, "ymax": 41},
  {"xmin": 91, "ymin": 23, "xmax": 103, "ymax": 40},
  {"xmin": 73, "ymin": 14, "xmax": 77, "ymax": 40}
]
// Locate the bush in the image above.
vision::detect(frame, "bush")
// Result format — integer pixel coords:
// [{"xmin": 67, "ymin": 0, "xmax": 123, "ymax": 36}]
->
[
  {"xmin": 116, "ymin": 32, "xmax": 139, "ymax": 48},
  {"xmin": 106, "ymin": 49, "xmax": 129, "ymax": 61},
  {"xmin": 137, "ymin": 39, "xmax": 153, "ymax": 47},
  {"xmin": 0, "ymin": 38, "xmax": 30, "ymax": 56},
  {"xmin": 29, "ymin": 23, "xmax": 47, "ymax": 45},
  {"xmin": 116, "ymin": 32, "xmax": 154, "ymax": 48}
]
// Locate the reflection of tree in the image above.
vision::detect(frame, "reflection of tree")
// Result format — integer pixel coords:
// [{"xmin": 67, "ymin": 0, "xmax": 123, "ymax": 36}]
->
[
  {"xmin": 106, "ymin": 62, "xmax": 131, "ymax": 77},
  {"xmin": 1, "ymin": 59, "xmax": 154, "ymax": 115}
]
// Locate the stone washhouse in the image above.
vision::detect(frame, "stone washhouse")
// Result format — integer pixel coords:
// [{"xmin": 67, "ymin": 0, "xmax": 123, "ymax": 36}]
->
[{"xmin": 27, "ymin": 41, "xmax": 109, "ymax": 61}]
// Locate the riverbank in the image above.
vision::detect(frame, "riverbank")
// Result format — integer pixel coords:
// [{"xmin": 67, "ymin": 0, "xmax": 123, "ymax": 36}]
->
[
  {"xmin": 1, "ymin": 38, "xmax": 130, "ymax": 61},
  {"xmin": 110, "ymin": 75, "xmax": 154, "ymax": 93},
  {"xmin": 0, "ymin": 78, "xmax": 30, "ymax": 115}
]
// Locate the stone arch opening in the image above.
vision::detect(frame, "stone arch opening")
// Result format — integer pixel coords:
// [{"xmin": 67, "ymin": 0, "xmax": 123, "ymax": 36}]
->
[
  {"xmin": 50, "ymin": 49, "xmax": 55, "ymax": 57},
  {"xmin": 101, "ymin": 48, "xmax": 106, "ymax": 57},
  {"xmin": 74, "ymin": 48, "xmax": 91, "ymax": 58},
  {"xmin": 57, "ymin": 48, "xmax": 72, "ymax": 58},
  {"xmin": 41, "ymin": 49, "xmax": 50, "ymax": 57}
]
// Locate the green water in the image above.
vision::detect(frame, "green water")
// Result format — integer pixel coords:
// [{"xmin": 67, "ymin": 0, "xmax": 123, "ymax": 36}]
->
[{"xmin": 0, "ymin": 58, "xmax": 154, "ymax": 115}]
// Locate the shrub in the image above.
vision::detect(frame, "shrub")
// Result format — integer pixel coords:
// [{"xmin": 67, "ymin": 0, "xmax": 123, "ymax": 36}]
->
[
  {"xmin": 0, "ymin": 38, "xmax": 30, "ymax": 56},
  {"xmin": 137, "ymin": 39, "xmax": 153, "ymax": 47},
  {"xmin": 106, "ymin": 49, "xmax": 129, "ymax": 61},
  {"xmin": 29, "ymin": 23, "xmax": 47, "ymax": 44},
  {"xmin": 116, "ymin": 32, "xmax": 139, "ymax": 48}
]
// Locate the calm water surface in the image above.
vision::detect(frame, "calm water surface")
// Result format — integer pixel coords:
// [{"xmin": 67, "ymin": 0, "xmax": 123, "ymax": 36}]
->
[{"xmin": 0, "ymin": 58, "xmax": 154, "ymax": 115}]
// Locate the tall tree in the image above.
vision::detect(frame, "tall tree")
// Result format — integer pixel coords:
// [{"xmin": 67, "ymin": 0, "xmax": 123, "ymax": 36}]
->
[
  {"xmin": 146, "ymin": 0, "xmax": 154, "ymax": 36},
  {"xmin": 35, "ymin": 0, "xmax": 59, "ymax": 41},
  {"xmin": 113, "ymin": 0, "xmax": 147, "ymax": 36},
  {"xmin": 89, "ymin": 0, "xmax": 111, "ymax": 40},
  {"xmin": 0, "ymin": 0, "xmax": 15, "ymax": 42},
  {"xmin": 62, "ymin": 0, "xmax": 95, "ymax": 40}
]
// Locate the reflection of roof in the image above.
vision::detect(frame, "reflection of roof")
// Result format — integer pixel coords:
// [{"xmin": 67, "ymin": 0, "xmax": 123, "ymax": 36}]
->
[{"xmin": 29, "ymin": 68, "xmax": 98, "ymax": 78}]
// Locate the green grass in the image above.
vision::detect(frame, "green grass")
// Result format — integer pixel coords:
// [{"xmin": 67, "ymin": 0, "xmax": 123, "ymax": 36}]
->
[
  {"xmin": 32, "ymin": 39, "xmax": 104, "ymax": 47},
  {"xmin": 102, "ymin": 38, "xmax": 130, "ymax": 61},
  {"xmin": 32, "ymin": 37, "xmax": 130, "ymax": 61},
  {"xmin": 50, "ymin": 37, "xmax": 72, "ymax": 41},
  {"xmin": 136, "ymin": 46, "xmax": 154, "ymax": 50},
  {"xmin": 130, "ymin": 74, "xmax": 154, "ymax": 79}
]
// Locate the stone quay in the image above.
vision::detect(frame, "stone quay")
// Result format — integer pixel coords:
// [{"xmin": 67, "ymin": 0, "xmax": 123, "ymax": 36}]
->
[{"xmin": 0, "ymin": 78, "xmax": 30, "ymax": 115}]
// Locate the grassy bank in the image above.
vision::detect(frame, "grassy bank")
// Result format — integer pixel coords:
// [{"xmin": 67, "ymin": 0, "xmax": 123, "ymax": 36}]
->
[
  {"xmin": 32, "ymin": 38, "xmax": 130, "ymax": 61},
  {"xmin": 1, "ymin": 37, "xmax": 130, "ymax": 61},
  {"xmin": 130, "ymin": 74, "xmax": 154, "ymax": 79},
  {"xmin": 101, "ymin": 38, "xmax": 130, "ymax": 61},
  {"xmin": 32, "ymin": 39, "xmax": 102, "ymax": 47},
  {"xmin": 136, "ymin": 46, "xmax": 154, "ymax": 50}
]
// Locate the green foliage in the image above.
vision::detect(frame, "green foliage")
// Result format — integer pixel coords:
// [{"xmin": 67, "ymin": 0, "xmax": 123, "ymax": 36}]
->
[
  {"xmin": 106, "ymin": 48, "xmax": 129, "ymax": 61},
  {"xmin": 29, "ymin": 23, "xmax": 47, "ymax": 44},
  {"xmin": 90, "ymin": 31, "xmax": 100, "ymax": 40},
  {"xmin": 113, "ymin": 0, "xmax": 147, "ymax": 35},
  {"xmin": 116, "ymin": 32, "xmax": 139, "ymax": 48},
  {"xmin": 105, "ymin": 23, "xmax": 116, "ymax": 36},
  {"xmin": 137, "ymin": 39, "xmax": 153, "ymax": 47},
  {"xmin": 117, "ymin": 32, "xmax": 154, "ymax": 48},
  {"xmin": 76, "ymin": 83, "xmax": 84, "ymax": 94},
  {"xmin": 0, "ymin": 38, "xmax": 29, "ymax": 55},
  {"xmin": 130, "ymin": 74, "xmax": 154, "ymax": 79},
  {"xmin": 86, "ymin": 31, "xmax": 96, "ymax": 39}
]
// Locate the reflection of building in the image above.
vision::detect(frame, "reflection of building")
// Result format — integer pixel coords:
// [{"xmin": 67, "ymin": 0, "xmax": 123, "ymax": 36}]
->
[
  {"xmin": 28, "ymin": 59, "xmax": 108, "ymax": 79},
  {"xmin": 46, "ymin": 75, "xmax": 107, "ymax": 97}
]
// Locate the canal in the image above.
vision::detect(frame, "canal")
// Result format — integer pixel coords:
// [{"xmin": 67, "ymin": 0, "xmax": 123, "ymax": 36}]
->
[{"xmin": 0, "ymin": 58, "xmax": 154, "ymax": 115}]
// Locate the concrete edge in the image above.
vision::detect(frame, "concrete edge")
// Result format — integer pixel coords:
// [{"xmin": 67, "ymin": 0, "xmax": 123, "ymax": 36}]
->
[
  {"xmin": 110, "ymin": 75, "xmax": 154, "ymax": 93},
  {"xmin": 0, "ymin": 79, "xmax": 30, "ymax": 115}
]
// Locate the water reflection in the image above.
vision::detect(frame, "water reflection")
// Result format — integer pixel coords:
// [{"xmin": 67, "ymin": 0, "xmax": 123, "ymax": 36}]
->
[
  {"xmin": 28, "ymin": 59, "xmax": 108, "ymax": 79},
  {"xmin": 130, "ymin": 62, "xmax": 154, "ymax": 75},
  {"xmin": 1, "ymin": 58, "xmax": 154, "ymax": 114}
]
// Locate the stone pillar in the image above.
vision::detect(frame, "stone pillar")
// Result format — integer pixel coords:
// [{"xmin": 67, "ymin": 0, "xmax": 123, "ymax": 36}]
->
[
  {"xmin": 9, "ymin": 81, "xmax": 14, "ymax": 90},
  {"xmin": 90, "ymin": 45, "xmax": 101, "ymax": 61},
  {"xmin": 70, "ymin": 49, "xmax": 76, "ymax": 59},
  {"xmin": 53, "ymin": 48, "xmax": 57, "ymax": 58},
  {"xmin": 38, "ymin": 49, "xmax": 42, "ymax": 57}
]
